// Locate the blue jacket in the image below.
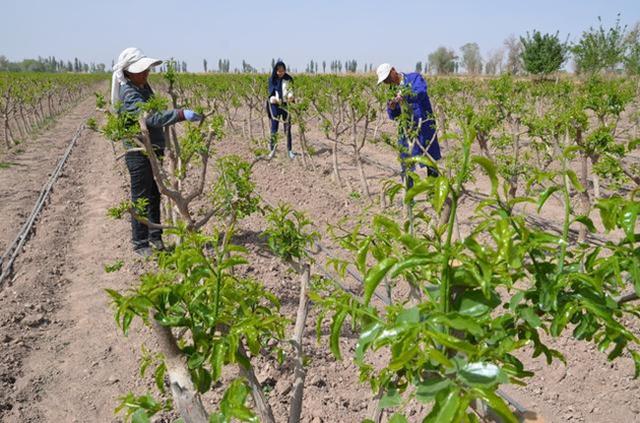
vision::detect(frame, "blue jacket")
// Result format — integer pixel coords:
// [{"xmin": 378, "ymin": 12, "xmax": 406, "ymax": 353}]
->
[
  {"xmin": 267, "ymin": 61, "xmax": 293, "ymax": 103},
  {"xmin": 267, "ymin": 61, "xmax": 293, "ymax": 119},
  {"xmin": 118, "ymin": 81, "xmax": 181, "ymax": 150},
  {"xmin": 387, "ymin": 72, "xmax": 441, "ymax": 161}
]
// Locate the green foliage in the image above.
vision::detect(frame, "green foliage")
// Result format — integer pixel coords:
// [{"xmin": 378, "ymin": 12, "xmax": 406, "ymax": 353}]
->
[
  {"xmin": 573, "ymin": 15, "xmax": 628, "ymax": 74},
  {"xmin": 107, "ymin": 198, "xmax": 149, "ymax": 220},
  {"xmin": 139, "ymin": 95, "xmax": 170, "ymax": 114},
  {"xmin": 625, "ymin": 24, "xmax": 640, "ymax": 75},
  {"xmin": 101, "ymin": 108, "xmax": 141, "ymax": 142},
  {"xmin": 104, "ymin": 260, "xmax": 124, "ymax": 273},
  {"xmin": 312, "ymin": 117, "xmax": 640, "ymax": 420},
  {"xmin": 262, "ymin": 203, "xmax": 319, "ymax": 264},
  {"xmin": 428, "ymin": 47, "xmax": 458, "ymax": 75},
  {"xmin": 210, "ymin": 155, "xmax": 261, "ymax": 221},
  {"xmin": 209, "ymin": 379, "xmax": 258, "ymax": 422},
  {"xmin": 520, "ymin": 30, "xmax": 569, "ymax": 75},
  {"xmin": 94, "ymin": 91, "xmax": 106, "ymax": 109},
  {"xmin": 460, "ymin": 42, "xmax": 483, "ymax": 74},
  {"xmin": 107, "ymin": 227, "xmax": 287, "ymax": 416},
  {"xmin": 114, "ymin": 392, "xmax": 170, "ymax": 422},
  {"xmin": 86, "ymin": 117, "xmax": 98, "ymax": 131}
]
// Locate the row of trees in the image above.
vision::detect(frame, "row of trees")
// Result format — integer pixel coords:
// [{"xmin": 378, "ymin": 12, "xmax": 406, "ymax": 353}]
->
[
  {"xmin": 425, "ymin": 16, "xmax": 640, "ymax": 76},
  {"xmin": 304, "ymin": 59, "xmax": 372, "ymax": 74},
  {"xmin": 0, "ymin": 55, "xmax": 107, "ymax": 73},
  {"xmin": 103, "ymin": 69, "xmax": 640, "ymax": 423}
]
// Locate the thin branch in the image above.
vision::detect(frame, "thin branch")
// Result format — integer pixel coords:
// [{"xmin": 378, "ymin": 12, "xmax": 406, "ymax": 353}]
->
[{"xmin": 288, "ymin": 263, "xmax": 311, "ymax": 423}]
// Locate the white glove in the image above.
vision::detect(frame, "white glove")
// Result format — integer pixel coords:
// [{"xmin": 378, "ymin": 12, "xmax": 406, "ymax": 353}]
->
[{"xmin": 270, "ymin": 96, "xmax": 280, "ymax": 105}]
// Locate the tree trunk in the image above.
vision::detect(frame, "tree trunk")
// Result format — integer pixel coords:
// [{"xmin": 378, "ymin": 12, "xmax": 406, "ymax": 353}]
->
[
  {"xmin": 13, "ymin": 110, "xmax": 26, "ymax": 139},
  {"xmin": 289, "ymin": 263, "xmax": 311, "ymax": 423},
  {"xmin": 3, "ymin": 115, "xmax": 13, "ymax": 147},
  {"xmin": 237, "ymin": 346, "xmax": 276, "ymax": 423},
  {"xmin": 331, "ymin": 139, "xmax": 343, "ymax": 186},
  {"xmin": 151, "ymin": 321, "xmax": 209, "ymax": 423},
  {"xmin": 478, "ymin": 134, "xmax": 491, "ymax": 158},
  {"xmin": 354, "ymin": 147, "xmax": 370, "ymax": 199},
  {"xmin": 590, "ymin": 155, "xmax": 601, "ymax": 199}
]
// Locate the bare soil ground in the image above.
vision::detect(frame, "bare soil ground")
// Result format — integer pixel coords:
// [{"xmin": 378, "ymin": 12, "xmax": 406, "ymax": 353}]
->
[{"xmin": 0, "ymin": 97, "xmax": 638, "ymax": 423}]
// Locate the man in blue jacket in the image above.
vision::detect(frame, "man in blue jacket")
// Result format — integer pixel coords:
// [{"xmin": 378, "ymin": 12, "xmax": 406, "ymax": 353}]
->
[{"xmin": 376, "ymin": 63, "xmax": 440, "ymax": 186}]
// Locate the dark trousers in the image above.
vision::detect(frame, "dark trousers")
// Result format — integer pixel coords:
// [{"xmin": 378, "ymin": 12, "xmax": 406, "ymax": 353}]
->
[
  {"xmin": 268, "ymin": 104, "xmax": 292, "ymax": 151},
  {"xmin": 125, "ymin": 151, "xmax": 162, "ymax": 249}
]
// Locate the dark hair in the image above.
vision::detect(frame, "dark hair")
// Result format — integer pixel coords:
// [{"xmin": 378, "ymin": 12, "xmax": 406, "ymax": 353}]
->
[{"xmin": 270, "ymin": 60, "xmax": 292, "ymax": 83}]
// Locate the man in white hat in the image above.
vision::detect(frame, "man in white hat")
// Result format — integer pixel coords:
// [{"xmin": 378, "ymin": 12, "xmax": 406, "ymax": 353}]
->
[
  {"xmin": 376, "ymin": 63, "xmax": 441, "ymax": 187},
  {"xmin": 112, "ymin": 47, "xmax": 202, "ymax": 257}
]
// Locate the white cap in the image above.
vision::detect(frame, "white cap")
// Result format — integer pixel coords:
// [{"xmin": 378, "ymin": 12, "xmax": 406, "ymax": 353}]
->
[
  {"xmin": 376, "ymin": 63, "xmax": 392, "ymax": 84},
  {"xmin": 117, "ymin": 47, "xmax": 162, "ymax": 73}
]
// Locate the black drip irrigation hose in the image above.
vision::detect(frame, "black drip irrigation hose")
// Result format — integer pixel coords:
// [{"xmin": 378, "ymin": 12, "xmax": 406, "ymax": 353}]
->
[{"xmin": 0, "ymin": 123, "xmax": 85, "ymax": 287}]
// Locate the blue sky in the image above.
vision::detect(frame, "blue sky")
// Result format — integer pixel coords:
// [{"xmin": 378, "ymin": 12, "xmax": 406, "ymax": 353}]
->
[{"xmin": 2, "ymin": 0, "xmax": 639, "ymax": 72}]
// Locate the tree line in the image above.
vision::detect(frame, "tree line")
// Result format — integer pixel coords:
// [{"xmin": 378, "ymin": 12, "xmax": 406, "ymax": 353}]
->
[
  {"xmin": 425, "ymin": 16, "xmax": 640, "ymax": 76},
  {"xmin": 0, "ymin": 55, "xmax": 107, "ymax": 73}
]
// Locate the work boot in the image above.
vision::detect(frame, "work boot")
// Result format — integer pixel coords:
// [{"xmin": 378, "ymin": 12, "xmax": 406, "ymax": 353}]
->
[
  {"xmin": 133, "ymin": 246, "xmax": 153, "ymax": 258},
  {"xmin": 149, "ymin": 239, "xmax": 165, "ymax": 251}
]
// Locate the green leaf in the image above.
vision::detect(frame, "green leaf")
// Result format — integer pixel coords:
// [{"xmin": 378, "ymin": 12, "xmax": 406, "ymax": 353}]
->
[
  {"xmin": 364, "ymin": 257, "xmax": 398, "ymax": 305},
  {"xmin": 631, "ymin": 258, "xmax": 640, "ymax": 298},
  {"xmin": 573, "ymin": 215, "xmax": 597, "ymax": 233},
  {"xmin": 388, "ymin": 413, "xmax": 409, "ymax": 423},
  {"xmin": 537, "ymin": 186, "xmax": 560, "ymax": 213},
  {"xmin": 373, "ymin": 215, "xmax": 402, "ymax": 237},
  {"xmin": 211, "ymin": 342, "xmax": 226, "ymax": 381},
  {"xmin": 431, "ymin": 314, "xmax": 484, "ymax": 337},
  {"xmin": 566, "ymin": 170, "xmax": 585, "ymax": 193},
  {"xmin": 154, "ymin": 362, "xmax": 166, "ymax": 393},
  {"xmin": 508, "ymin": 291, "xmax": 525, "ymax": 312},
  {"xmin": 356, "ymin": 239, "xmax": 371, "ymax": 274},
  {"xmin": 472, "ymin": 156, "xmax": 498, "ymax": 196},
  {"xmin": 193, "ymin": 367, "xmax": 212, "ymax": 393},
  {"xmin": 330, "ymin": 310, "xmax": 348, "ymax": 359},
  {"xmin": 432, "ymin": 177, "xmax": 450, "ymax": 213},
  {"xmin": 455, "ymin": 289, "xmax": 500, "ymax": 318},
  {"xmin": 471, "ymin": 387, "xmax": 518, "ymax": 423},
  {"xmin": 187, "ymin": 353, "xmax": 206, "ymax": 370},
  {"xmin": 621, "ymin": 204, "xmax": 639, "ymax": 241},
  {"xmin": 396, "ymin": 307, "xmax": 420, "ymax": 325},
  {"xmin": 131, "ymin": 409, "xmax": 151, "ymax": 423},
  {"xmin": 390, "ymin": 256, "xmax": 433, "ymax": 278},
  {"xmin": 424, "ymin": 386, "xmax": 461, "ymax": 423},
  {"xmin": 563, "ymin": 145, "xmax": 582, "ymax": 158},
  {"xmin": 631, "ymin": 350, "xmax": 640, "ymax": 379},
  {"xmin": 427, "ymin": 330, "xmax": 477, "ymax": 355},
  {"xmin": 416, "ymin": 377, "xmax": 453, "ymax": 403},
  {"xmin": 458, "ymin": 362, "xmax": 507, "ymax": 388},
  {"xmin": 379, "ymin": 388, "xmax": 403, "ymax": 408},
  {"xmin": 405, "ymin": 179, "xmax": 432, "ymax": 204},
  {"xmin": 356, "ymin": 322, "xmax": 383, "ymax": 363},
  {"xmin": 518, "ymin": 306, "xmax": 542, "ymax": 328}
]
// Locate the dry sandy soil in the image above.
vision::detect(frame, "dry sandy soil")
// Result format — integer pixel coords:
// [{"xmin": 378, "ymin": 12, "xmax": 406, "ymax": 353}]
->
[{"xmin": 0, "ymin": 94, "xmax": 638, "ymax": 423}]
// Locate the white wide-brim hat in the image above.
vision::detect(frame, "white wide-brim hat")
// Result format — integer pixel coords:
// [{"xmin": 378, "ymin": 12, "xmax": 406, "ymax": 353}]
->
[
  {"xmin": 117, "ymin": 47, "xmax": 162, "ymax": 73},
  {"xmin": 127, "ymin": 57, "xmax": 163, "ymax": 73},
  {"xmin": 376, "ymin": 63, "xmax": 392, "ymax": 84}
]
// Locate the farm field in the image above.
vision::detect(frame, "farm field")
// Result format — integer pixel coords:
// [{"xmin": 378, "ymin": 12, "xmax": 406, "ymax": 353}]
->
[{"xmin": 0, "ymin": 70, "xmax": 639, "ymax": 423}]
